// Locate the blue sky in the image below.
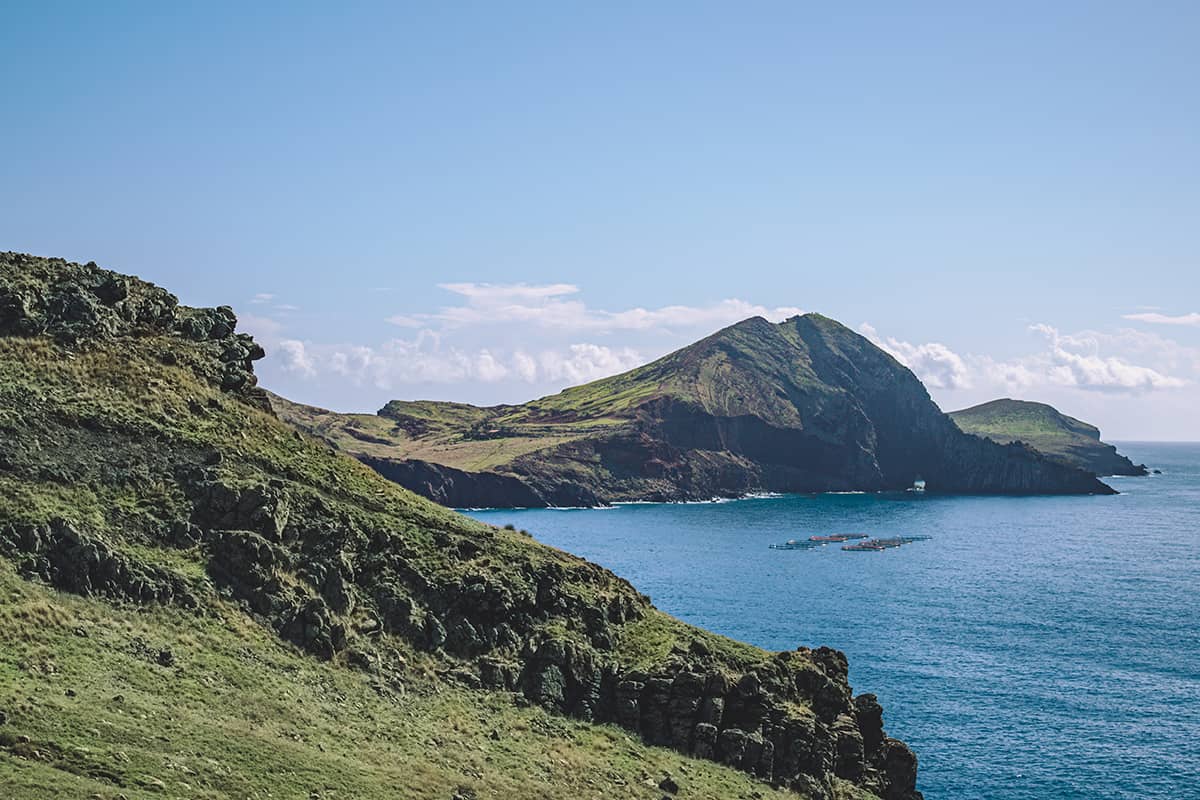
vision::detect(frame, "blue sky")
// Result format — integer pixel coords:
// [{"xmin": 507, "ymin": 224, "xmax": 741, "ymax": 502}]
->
[{"xmin": 3, "ymin": 2, "xmax": 1198, "ymax": 438}]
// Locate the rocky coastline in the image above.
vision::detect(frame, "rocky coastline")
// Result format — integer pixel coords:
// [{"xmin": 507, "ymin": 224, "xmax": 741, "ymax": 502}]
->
[{"xmin": 0, "ymin": 252, "xmax": 924, "ymax": 798}]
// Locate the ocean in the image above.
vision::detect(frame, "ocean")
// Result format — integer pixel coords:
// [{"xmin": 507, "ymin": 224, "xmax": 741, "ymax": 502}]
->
[{"xmin": 467, "ymin": 442, "xmax": 1200, "ymax": 799}]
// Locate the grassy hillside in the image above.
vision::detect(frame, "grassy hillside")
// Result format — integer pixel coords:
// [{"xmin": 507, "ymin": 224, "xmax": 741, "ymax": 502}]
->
[
  {"xmin": 0, "ymin": 253, "xmax": 920, "ymax": 799},
  {"xmin": 2, "ymin": 561, "xmax": 859, "ymax": 800},
  {"xmin": 950, "ymin": 399, "xmax": 1147, "ymax": 477},
  {"xmin": 273, "ymin": 315, "xmax": 843, "ymax": 477},
  {"xmin": 270, "ymin": 393, "xmax": 602, "ymax": 474}
]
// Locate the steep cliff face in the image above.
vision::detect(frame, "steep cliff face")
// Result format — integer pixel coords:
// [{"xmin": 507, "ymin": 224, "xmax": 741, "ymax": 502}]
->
[
  {"xmin": 281, "ymin": 314, "xmax": 1114, "ymax": 506},
  {"xmin": 358, "ymin": 454, "xmax": 603, "ymax": 508},
  {"xmin": 778, "ymin": 316, "xmax": 1113, "ymax": 494},
  {"xmin": 950, "ymin": 398, "xmax": 1148, "ymax": 477},
  {"xmin": 0, "ymin": 253, "xmax": 921, "ymax": 799}
]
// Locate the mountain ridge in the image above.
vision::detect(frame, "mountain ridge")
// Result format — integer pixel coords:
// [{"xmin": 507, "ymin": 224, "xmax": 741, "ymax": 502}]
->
[{"xmin": 276, "ymin": 314, "xmax": 1115, "ymax": 507}]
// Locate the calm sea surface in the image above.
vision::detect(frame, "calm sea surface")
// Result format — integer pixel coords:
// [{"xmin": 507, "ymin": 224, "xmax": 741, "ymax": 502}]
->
[{"xmin": 467, "ymin": 442, "xmax": 1200, "ymax": 799}]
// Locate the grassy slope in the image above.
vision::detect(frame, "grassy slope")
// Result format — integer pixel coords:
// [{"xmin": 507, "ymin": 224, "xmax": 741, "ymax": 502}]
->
[
  {"xmin": 272, "ymin": 315, "xmax": 839, "ymax": 477},
  {"xmin": 0, "ymin": 332, "xmax": 674, "ymax": 657},
  {"xmin": 270, "ymin": 393, "xmax": 597, "ymax": 473},
  {"xmin": 3, "ymin": 562, "xmax": 875, "ymax": 800},
  {"xmin": 950, "ymin": 399, "xmax": 1097, "ymax": 444},
  {"xmin": 949, "ymin": 399, "xmax": 1138, "ymax": 474},
  {"xmin": 0, "ymin": 257, "xmax": 883, "ymax": 799}
]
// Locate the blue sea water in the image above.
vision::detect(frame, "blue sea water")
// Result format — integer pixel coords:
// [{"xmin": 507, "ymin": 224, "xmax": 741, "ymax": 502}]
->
[{"xmin": 467, "ymin": 442, "xmax": 1200, "ymax": 799}]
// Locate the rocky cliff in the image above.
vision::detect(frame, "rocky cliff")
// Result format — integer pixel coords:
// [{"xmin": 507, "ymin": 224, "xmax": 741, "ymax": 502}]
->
[
  {"xmin": 277, "ymin": 315, "xmax": 1115, "ymax": 507},
  {"xmin": 950, "ymin": 398, "xmax": 1148, "ymax": 477},
  {"xmin": 0, "ymin": 252, "xmax": 920, "ymax": 799}
]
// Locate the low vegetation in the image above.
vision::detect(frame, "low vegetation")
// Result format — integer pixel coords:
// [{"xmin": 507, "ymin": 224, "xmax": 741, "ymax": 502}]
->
[
  {"xmin": 2, "ymin": 563, "xmax": 872, "ymax": 800},
  {"xmin": 950, "ymin": 399, "xmax": 1147, "ymax": 477},
  {"xmin": 0, "ymin": 253, "xmax": 920, "ymax": 800}
]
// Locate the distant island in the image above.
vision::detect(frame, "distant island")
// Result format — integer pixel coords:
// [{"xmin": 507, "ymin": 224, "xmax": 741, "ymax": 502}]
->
[
  {"xmin": 950, "ymin": 398, "xmax": 1148, "ymax": 477},
  {"xmin": 274, "ymin": 314, "xmax": 1115, "ymax": 507}
]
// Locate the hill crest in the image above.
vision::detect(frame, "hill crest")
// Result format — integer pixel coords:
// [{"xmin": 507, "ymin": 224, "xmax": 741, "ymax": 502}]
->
[
  {"xmin": 276, "ymin": 314, "xmax": 1116, "ymax": 506},
  {"xmin": 950, "ymin": 398, "xmax": 1147, "ymax": 477}
]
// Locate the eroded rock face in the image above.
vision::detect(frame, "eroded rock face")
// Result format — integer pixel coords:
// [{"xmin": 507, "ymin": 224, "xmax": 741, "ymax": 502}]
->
[
  {"xmin": 168, "ymin": 467, "xmax": 919, "ymax": 798},
  {"xmin": 0, "ymin": 520, "xmax": 198, "ymax": 608},
  {"xmin": 359, "ymin": 456, "xmax": 553, "ymax": 509},
  {"xmin": 0, "ymin": 252, "xmax": 268, "ymax": 409},
  {"xmin": 510, "ymin": 638, "xmax": 921, "ymax": 799}
]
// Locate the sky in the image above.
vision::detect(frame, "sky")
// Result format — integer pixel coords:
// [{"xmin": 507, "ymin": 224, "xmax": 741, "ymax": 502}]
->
[{"xmin": 2, "ymin": 2, "xmax": 1198, "ymax": 439}]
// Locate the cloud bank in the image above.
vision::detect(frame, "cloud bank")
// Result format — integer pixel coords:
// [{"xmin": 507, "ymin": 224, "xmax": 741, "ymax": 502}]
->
[
  {"xmin": 256, "ymin": 282, "xmax": 810, "ymax": 396},
  {"xmin": 388, "ymin": 282, "xmax": 805, "ymax": 333},
  {"xmin": 860, "ymin": 322, "xmax": 1190, "ymax": 395},
  {"xmin": 247, "ymin": 280, "xmax": 1196, "ymax": 429},
  {"xmin": 1123, "ymin": 311, "xmax": 1200, "ymax": 327},
  {"xmin": 859, "ymin": 324, "xmax": 972, "ymax": 389},
  {"xmin": 273, "ymin": 336, "xmax": 645, "ymax": 390}
]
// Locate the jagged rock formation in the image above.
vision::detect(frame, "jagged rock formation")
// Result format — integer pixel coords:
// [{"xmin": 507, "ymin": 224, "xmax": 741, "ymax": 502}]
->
[
  {"xmin": 276, "ymin": 315, "xmax": 1115, "ymax": 507},
  {"xmin": 0, "ymin": 251, "xmax": 269, "ymax": 409},
  {"xmin": 950, "ymin": 398, "xmax": 1148, "ymax": 477},
  {"xmin": 0, "ymin": 253, "xmax": 922, "ymax": 799}
]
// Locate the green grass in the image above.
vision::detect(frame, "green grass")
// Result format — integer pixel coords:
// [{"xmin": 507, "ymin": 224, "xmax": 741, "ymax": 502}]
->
[
  {"xmin": 614, "ymin": 614, "xmax": 767, "ymax": 674},
  {"xmin": 0, "ymin": 564, "xmax": 866, "ymax": 800},
  {"xmin": 269, "ymin": 314, "xmax": 845, "ymax": 482},
  {"xmin": 949, "ymin": 398, "xmax": 1147, "ymax": 477},
  {"xmin": 950, "ymin": 399, "xmax": 1096, "ymax": 442},
  {"xmin": 0, "ymin": 257, "xmax": 903, "ymax": 800},
  {"xmin": 949, "ymin": 399, "xmax": 1110, "ymax": 461}
]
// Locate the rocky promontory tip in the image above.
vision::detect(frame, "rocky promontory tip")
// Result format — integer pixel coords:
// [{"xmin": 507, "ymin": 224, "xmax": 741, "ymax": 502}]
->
[{"xmin": 951, "ymin": 398, "xmax": 1148, "ymax": 477}]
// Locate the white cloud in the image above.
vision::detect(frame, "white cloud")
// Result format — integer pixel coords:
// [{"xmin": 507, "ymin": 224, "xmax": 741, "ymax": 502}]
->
[
  {"xmin": 385, "ymin": 314, "xmax": 424, "ymax": 328},
  {"xmin": 512, "ymin": 350, "xmax": 539, "ymax": 382},
  {"xmin": 1122, "ymin": 311, "xmax": 1200, "ymax": 326},
  {"xmin": 250, "ymin": 293, "xmax": 275, "ymax": 305},
  {"xmin": 473, "ymin": 350, "xmax": 509, "ymax": 382},
  {"xmin": 282, "ymin": 334, "xmax": 646, "ymax": 391},
  {"xmin": 387, "ymin": 282, "xmax": 804, "ymax": 333},
  {"xmin": 859, "ymin": 324, "xmax": 972, "ymax": 389},
  {"xmin": 238, "ymin": 313, "xmax": 284, "ymax": 341},
  {"xmin": 1029, "ymin": 324, "xmax": 1187, "ymax": 392},
  {"xmin": 439, "ymin": 282, "xmax": 580, "ymax": 301},
  {"xmin": 975, "ymin": 356, "xmax": 1039, "ymax": 391},
  {"xmin": 859, "ymin": 322, "xmax": 1190, "ymax": 396},
  {"xmin": 277, "ymin": 339, "xmax": 316, "ymax": 378},
  {"xmin": 534, "ymin": 344, "xmax": 645, "ymax": 384}
]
